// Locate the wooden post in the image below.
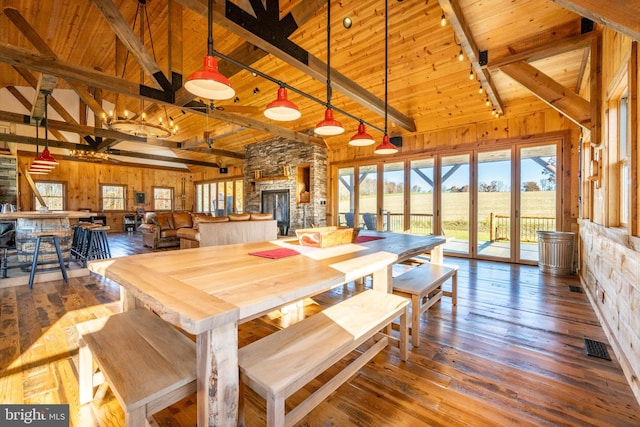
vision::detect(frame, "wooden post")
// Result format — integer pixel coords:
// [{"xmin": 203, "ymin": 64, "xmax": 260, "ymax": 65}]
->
[{"xmin": 490, "ymin": 212, "xmax": 495, "ymax": 242}]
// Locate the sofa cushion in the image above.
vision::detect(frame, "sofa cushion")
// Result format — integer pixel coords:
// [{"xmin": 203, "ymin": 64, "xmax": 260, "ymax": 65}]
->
[
  {"xmin": 156, "ymin": 212, "xmax": 174, "ymax": 231},
  {"xmin": 173, "ymin": 212, "xmax": 193, "ymax": 229},
  {"xmin": 176, "ymin": 228, "xmax": 200, "ymax": 241},
  {"xmin": 193, "ymin": 216, "xmax": 229, "ymax": 230},
  {"xmin": 160, "ymin": 229, "xmax": 179, "ymax": 238},
  {"xmin": 228, "ymin": 213, "xmax": 251, "ymax": 221},
  {"xmin": 250, "ymin": 213, "xmax": 274, "ymax": 221}
]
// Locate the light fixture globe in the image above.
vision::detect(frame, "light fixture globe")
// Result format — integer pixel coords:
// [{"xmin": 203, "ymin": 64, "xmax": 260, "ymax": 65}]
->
[
  {"xmin": 349, "ymin": 122, "xmax": 375, "ymax": 146},
  {"xmin": 315, "ymin": 108, "xmax": 344, "ymax": 136},
  {"xmin": 374, "ymin": 135, "xmax": 398, "ymax": 155},
  {"xmin": 185, "ymin": 55, "xmax": 235, "ymax": 100},
  {"xmin": 264, "ymin": 87, "xmax": 301, "ymax": 121}
]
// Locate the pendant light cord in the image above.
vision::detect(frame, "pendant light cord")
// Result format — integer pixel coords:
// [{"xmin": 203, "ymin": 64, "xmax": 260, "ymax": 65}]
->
[
  {"xmin": 326, "ymin": 1, "xmax": 332, "ymax": 107},
  {"xmin": 384, "ymin": 0, "xmax": 388, "ymax": 136},
  {"xmin": 207, "ymin": 0, "xmax": 214, "ymax": 56},
  {"xmin": 44, "ymin": 92, "xmax": 50, "ymax": 150}
]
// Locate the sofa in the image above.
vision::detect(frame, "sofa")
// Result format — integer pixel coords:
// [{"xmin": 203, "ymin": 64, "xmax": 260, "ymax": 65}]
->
[
  {"xmin": 176, "ymin": 213, "xmax": 278, "ymax": 249},
  {"xmin": 138, "ymin": 211, "xmax": 199, "ymax": 249}
]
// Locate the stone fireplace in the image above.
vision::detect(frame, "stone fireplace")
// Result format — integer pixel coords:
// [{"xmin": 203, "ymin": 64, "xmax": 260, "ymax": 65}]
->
[{"xmin": 245, "ymin": 138, "xmax": 327, "ymax": 235}]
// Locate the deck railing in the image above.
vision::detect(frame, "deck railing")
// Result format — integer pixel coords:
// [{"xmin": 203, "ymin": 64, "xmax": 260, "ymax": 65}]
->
[
  {"xmin": 339, "ymin": 211, "xmax": 554, "ymax": 242},
  {"xmin": 490, "ymin": 213, "xmax": 556, "ymax": 242},
  {"xmin": 338, "ymin": 212, "xmax": 434, "ymax": 235}
]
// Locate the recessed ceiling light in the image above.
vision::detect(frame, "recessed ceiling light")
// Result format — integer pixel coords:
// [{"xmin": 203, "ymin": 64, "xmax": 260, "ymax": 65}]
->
[{"xmin": 343, "ymin": 17, "xmax": 352, "ymax": 29}]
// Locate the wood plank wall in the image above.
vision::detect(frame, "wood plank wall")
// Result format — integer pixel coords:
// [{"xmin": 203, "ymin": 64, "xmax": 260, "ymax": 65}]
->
[
  {"xmin": 15, "ymin": 156, "xmax": 242, "ymax": 231},
  {"xmin": 578, "ymin": 28, "xmax": 640, "ymax": 404}
]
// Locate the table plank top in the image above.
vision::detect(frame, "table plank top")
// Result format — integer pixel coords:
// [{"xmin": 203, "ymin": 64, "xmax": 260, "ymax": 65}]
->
[{"xmin": 88, "ymin": 232, "xmax": 445, "ymax": 334}]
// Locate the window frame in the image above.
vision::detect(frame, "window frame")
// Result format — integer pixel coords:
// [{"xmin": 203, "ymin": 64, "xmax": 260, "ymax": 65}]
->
[
  {"xmin": 194, "ymin": 178, "xmax": 243, "ymax": 215},
  {"xmin": 153, "ymin": 186, "xmax": 174, "ymax": 211},
  {"xmin": 100, "ymin": 183, "xmax": 127, "ymax": 212},
  {"xmin": 34, "ymin": 180, "xmax": 66, "ymax": 211}
]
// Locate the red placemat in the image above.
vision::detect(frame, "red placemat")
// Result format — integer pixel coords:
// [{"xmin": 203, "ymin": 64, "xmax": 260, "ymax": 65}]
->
[
  {"xmin": 355, "ymin": 235, "xmax": 385, "ymax": 243},
  {"xmin": 249, "ymin": 248, "xmax": 300, "ymax": 259}
]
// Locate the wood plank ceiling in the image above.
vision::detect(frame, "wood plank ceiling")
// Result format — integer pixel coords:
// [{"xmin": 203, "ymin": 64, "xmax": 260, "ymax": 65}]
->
[{"xmin": 0, "ymin": 0, "xmax": 630, "ymax": 170}]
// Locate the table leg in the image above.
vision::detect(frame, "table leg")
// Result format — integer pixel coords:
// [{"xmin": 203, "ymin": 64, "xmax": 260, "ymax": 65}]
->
[
  {"xmin": 197, "ymin": 321, "xmax": 239, "ymax": 426},
  {"xmin": 371, "ymin": 265, "xmax": 392, "ymax": 293},
  {"xmin": 430, "ymin": 244, "xmax": 444, "ymax": 264},
  {"xmin": 119, "ymin": 287, "xmax": 142, "ymax": 312}
]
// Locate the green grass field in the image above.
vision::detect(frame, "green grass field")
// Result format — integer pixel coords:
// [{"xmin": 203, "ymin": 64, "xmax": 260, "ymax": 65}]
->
[{"xmin": 340, "ymin": 191, "xmax": 556, "ymax": 240}]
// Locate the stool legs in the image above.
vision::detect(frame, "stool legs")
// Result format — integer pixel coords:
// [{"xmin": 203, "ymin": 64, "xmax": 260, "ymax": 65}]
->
[{"xmin": 29, "ymin": 235, "xmax": 68, "ymax": 290}]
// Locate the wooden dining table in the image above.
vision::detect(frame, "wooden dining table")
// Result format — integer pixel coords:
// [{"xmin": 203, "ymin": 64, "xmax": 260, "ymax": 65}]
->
[{"xmin": 88, "ymin": 231, "xmax": 446, "ymax": 426}]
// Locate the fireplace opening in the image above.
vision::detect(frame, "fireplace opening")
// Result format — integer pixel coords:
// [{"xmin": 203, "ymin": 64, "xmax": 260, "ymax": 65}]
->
[{"xmin": 261, "ymin": 190, "xmax": 290, "ymax": 236}]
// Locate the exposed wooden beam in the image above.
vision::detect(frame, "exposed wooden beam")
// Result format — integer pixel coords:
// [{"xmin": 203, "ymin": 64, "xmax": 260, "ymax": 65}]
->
[
  {"xmin": 487, "ymin": 27, "xmax": 597, "ymax": 70},
  {"xmin": 550, "ymin": 0, "xmax": 640, "ymax": 41},
  {"xmin": 0, "ymin": 110, "xmax": 147, "ymax": 143},
  {"xmin": 175, "ymin": 0, "xmax": 416, "ymax": 132},
  {"xmin": 90, "ymin": 0, "xmax": 167, "ymax": 90},
  {"xmin": 12, "ymin": 67, "xmax": 79, "ymax": 125},
  {"xmin": 1, "ymin": 134, "xmax": 220, "ymax": 168},
  {"xmin": 180, "ymin": 124, "xmax": 246, "ymax": 149},
  {"xmin": 439, "ymin": 0, "xmax": 504, "ymax": 114},
  {"xmin": 178, "ymin": 145, "xmax": 246, "ymax": 159},
  {"xmin": 500, "ymin": 61, "xmax": 591, "ymax": 128},
  {"xmin": 0, "ymin": 44, "xmax": 325, "ymax": 147},
  {"xmin": 2, "ymin": 8, "xmax": 59, "ymax": 120},
  {"xmin": 4, "ymin": 8, "xmax": 108, "ymax": 120},
  {"xmin": 30, "ymin": 75, "xmax": 57, "ymax": 119},
  {"xmin": 5, "ymin": 86, "xmax": 68, "ymax": 142}
]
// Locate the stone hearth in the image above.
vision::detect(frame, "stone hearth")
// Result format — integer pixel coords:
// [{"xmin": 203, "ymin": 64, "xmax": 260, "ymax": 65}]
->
[{"xmin": 245, "ymin": 138, "xmax": 327, "ymax": 236}]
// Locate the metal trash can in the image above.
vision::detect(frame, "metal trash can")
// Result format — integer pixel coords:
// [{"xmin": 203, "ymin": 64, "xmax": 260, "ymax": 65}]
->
[{"xmin": 537, "ymin": 231, "xmax": 575, "ymax": 275}]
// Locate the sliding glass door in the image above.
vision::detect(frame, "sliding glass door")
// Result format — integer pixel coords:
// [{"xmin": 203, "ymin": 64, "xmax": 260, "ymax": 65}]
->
[
  {"xmin": 476, "ymin": 149, "xmax": 512, "ymax": 259},
  {"xmin": 441, "ymin": 154, "xmax": 470, "ymax": 254}
]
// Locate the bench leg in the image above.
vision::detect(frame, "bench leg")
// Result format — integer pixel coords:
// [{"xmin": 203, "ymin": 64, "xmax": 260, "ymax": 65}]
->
[
  {"xmin": 399, "ymin": 305, "xmax": 409, "ymax": 361},
  {"xmin": 124, "ymin": 406, "xmax": 147, "ymax": 427},
  {"xmin": 78, "ymin": 338, "xmax": 94, "ymax": 405},
  {"xmin": 266, "ymin": 392, "xmax": 285, "ymax": 427},
  {"xmin": 411, "ymin": 295, "xmax": 421, "ymax": 348},
  {"xmin": 452, "ymin": 272, "xmax": 457, "ymax": 305}
]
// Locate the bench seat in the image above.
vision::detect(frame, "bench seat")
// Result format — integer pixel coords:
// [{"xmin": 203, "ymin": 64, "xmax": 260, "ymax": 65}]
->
[
  {"xmin": 238, "ymin": 289, "xmax": 409, "ymax": 427},
  {"xmin": 393, "ymin": 262, "xmax": 457, "ymax": 347},
  {"xmin": 77, "ymin": 308, "xmax": 196, "ymax": 427}
]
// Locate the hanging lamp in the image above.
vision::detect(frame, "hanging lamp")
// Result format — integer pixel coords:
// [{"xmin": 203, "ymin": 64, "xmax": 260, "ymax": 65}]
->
[
  {"xmin": 315, "ymin": 1, "xmax": 344, "ymax": 136},
  {"xmin": 184, "ymin": 0, "xmax": 235, "ymax": 100},
  {"xmin": 375, "ymin": 0, "xmax": 398, "ymax": 155},
  {"xmin": 28, "ymin": 120, "xmax": 53, "ymax": 174},
  {"xmin": 264, "ymin": 86, "xmax": 301, "ymax": 121},
  {"xmin": 349, "ymin": 121, "xmax": 375, "ymax": 146},
  {"xmin": 32, "ymin": 93, "xmax": 59, "ymax": 167}
]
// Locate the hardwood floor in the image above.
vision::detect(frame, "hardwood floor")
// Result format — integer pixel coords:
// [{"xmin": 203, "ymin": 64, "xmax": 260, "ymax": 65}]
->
[{"xmin": 1, "ymin": 232, "xmax": 638, "ymax": 426}]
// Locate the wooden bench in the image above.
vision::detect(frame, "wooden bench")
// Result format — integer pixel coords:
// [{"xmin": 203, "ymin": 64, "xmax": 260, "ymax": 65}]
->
[
  {"xmin": 238, "ymin": 289, "xmax": 410, "ymax": 427},
  {"xmin": 77, "ymin": 308, "xmax": 196, "ymax": 427},
  {"xmin": 393, "ymin": 262, "xmax": 458, "ymax": 348}
]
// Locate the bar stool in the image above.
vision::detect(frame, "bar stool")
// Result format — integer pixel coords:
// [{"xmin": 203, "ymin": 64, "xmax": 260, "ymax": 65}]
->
[
  {"xmin": 29, "ymin": 232, "xmax": 68, "ymax": 290},
  {"xmin": 81, "ymin": 225, "xmax": 111, "ymax": 267}
]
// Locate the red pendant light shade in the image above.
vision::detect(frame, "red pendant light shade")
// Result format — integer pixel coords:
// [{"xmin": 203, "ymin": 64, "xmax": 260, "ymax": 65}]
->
[
  {"xmin": 33, "ymin": 148, "xmax": 58, "ymax": 166},
  {"xmin": 315, "ymin": 108, "xmax": 344, "ymax": 136},
  {"xmin": 185, "ymin": 55, "xmax": 235, "ymax": 100},
  {"xmin": 349, "ymin": 122, "xmax": 375, "ymax": 146},
  {"xmin": 374, "ymin": 135, "xmax": 398, "ymax": 155},
  {"xmin": 264, "ymin": 87, "xmax": 301, "ymax": 121}
]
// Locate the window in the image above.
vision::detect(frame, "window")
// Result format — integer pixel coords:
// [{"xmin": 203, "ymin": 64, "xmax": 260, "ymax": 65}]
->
[
  {"xmin": 153, "ymin": 187, "xmax": 173, "ymax": 211},
  {"xmin": 34, "ymin": 181, "xmax": 65, "ymax": 210},
  {"xmin": 619, "ymin": 95, "xmax": 630, "ymax": 226},
  {"xmin": 195, "ymin": 179, "xmax": 243, "ymax": 215},
  {"xmin": 101, "ymin": 184, "xmax": 126, "ymax": 211}
]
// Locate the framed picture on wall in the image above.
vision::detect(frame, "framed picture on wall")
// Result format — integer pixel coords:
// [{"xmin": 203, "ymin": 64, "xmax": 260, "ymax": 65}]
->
[{"xmin": 135, "ymin": 191, "xmax": 146, "ymax": 205}]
